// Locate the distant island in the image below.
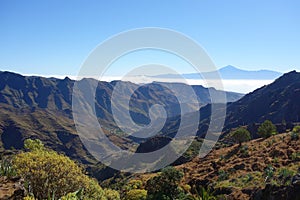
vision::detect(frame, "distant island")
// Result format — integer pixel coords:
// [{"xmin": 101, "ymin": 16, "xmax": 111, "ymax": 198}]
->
[{"xmin": 152, "ymin": 65, "xmax": 283, "ymax": 80}]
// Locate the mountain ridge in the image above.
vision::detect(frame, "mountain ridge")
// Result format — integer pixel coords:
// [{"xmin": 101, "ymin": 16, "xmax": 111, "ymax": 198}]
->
[
  {"xmin": 155, "ymin": 70, "xmax": 300, "ymax": 139},
  {"xmin": 0, "ymin": 70, "xmax": 242, "ymax": 163}
]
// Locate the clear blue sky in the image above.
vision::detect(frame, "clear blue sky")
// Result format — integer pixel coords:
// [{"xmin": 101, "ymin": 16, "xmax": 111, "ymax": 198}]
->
[{"xmin": 0, "ymin": 0, "xmax": 299, "ymax": 76}]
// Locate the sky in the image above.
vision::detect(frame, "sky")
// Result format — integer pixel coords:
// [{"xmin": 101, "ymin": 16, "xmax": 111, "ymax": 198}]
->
[{"xmin": 0, "ymin": 0, "xmax": 300, "ymax": 77}]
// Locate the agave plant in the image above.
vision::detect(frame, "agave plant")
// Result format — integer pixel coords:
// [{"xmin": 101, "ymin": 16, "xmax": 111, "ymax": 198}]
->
[
  {"xmin": 193, "ymin": 186, "xmax": 216, "ymax": 200},
  {"xmin": 60, "ymin": 189, "xmax": 84, "ymax": 200},
  {"xmin": 0, "ymin": 157, "xmax": 17, "ymax": 178}
]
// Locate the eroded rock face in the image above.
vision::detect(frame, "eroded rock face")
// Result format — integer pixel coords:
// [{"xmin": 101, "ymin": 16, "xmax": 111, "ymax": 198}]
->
[
  {"xmin": 292, "ymin": 173, "xmax": 300, "ymax": 186},
  {"xmin": 251, "ymin": 174, "xmax": 300, "ymax": 200},
  {"xmin": 0, "ymin": 176, "xmax": 26, "ymax": 200}
]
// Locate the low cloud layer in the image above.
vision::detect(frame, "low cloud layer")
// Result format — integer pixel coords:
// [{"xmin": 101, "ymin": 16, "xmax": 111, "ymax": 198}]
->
[{"xmin": 25, "ymin": 73, "xmax": 274, "ymax": 94}]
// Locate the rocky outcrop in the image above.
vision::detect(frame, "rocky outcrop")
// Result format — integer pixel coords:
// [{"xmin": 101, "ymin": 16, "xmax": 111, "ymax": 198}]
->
[
  {"xmin": 251, "ymin": 174, "xmax": 300, "ymax": 200},
  {"xmin": 0, "ymin": 176, "xmax": 26, "ymax": 200}
]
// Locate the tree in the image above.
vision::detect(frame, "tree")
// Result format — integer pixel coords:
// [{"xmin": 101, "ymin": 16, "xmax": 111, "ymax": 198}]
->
[
  {"xmin": 258, "ymin": 120, "xmax": 277, "ymax": 139},
  {"xmin": 231, "ymin": 127, "xmax": 251, "ymax": 147},
  {"xmin": 122, "ymin": 179, "xmax": 144, "ymax": 198},
  {"xmin": 104, "ymin": 188, "xmax": 121, "ymax": 200},
  {"xmin": 24, "ymin": 138, "xmax": 44, "ymax": 151},
  {"xmin": 146, "ymin": 167, "xmax": 184, "ymax": 200},
  {"xmin": 13, "ymin": 139, "xmax": 114, "ymax": 199},
  {"xmin": 124, "ymin": 189, "xmax": 147, "ymax": 200}
]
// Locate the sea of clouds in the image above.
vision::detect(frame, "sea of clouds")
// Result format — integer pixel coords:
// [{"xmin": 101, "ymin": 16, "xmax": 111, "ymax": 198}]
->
[{"xmin": 26, "ymin": 74, "xmax": 273, "ymax": 94}]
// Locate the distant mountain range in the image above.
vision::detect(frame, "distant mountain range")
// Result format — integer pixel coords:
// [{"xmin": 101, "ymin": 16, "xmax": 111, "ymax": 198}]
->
[
  {"xmin": 0, "ymin": 71, "xmax": 242, "ymax": 163},
  {"xmin": 153, "ymin": 65, "xmax": 283, "ymax": 80},
  {"xmin": 0, "ymin": 71, "xmax": 242, "ymax": 121},
  {"xmin": 1, "ymin": 69, "xmax": 300, "ymax": 162},
  {"xmin": 1, "ymin": 69, "xmax": 300, "ymax": 179}
]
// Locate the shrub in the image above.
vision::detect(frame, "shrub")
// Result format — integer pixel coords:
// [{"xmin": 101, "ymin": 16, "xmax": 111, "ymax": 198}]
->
[
  {"xmin": 181, "ymin": 140, "xmax": 202, "ymax": 161},
  {"xmin": 291, "ymin": 132, "xmax": 299, "ymax": 140},
  {"xmin": 124, "ymin": 179, "xmax": 143, "ymax": 191},
  {"xmin": 264, "ymin": 165, "xmax": 275, "ymax": 182},
  {"xmin": 277, "ymin": 168, "xmax": 294, "ymax": 185},
  {"xmin": 218, "ymin": 170, "xmax": 229, "ymax": 181},
  {"xmin": 240, "ymin": 145, "xmax": 249, "ymax": 157},
  {"xmin": 122, "ymin": 179, "xmax": 144, "ymax": 198},
  {"xmin": 292, "ymin": 125, "xmax": 300, "ymax": 133},
  {"xmin": 258, "ymin": 120, "xmax": 277, "ymax": 139},
  {"xmin": 242, "ymin": 173, "xmax": 253, "ymax": 183},
  {"xmin": 84, "ymin": 177, "xmax": 107, "ymax": 200},
  {"xmin": 231, "ymin": 127, "xmax": 251, "ymax": 147},
  {"xmin": 146, "ymin": 167, "xmax": 184, "ymax": 200},
  {"xmin": 104, "ymin": 188, "xmax": 120, "ymax": 200},
  {"xmin": 124, "ymin": 189, "xmax": 147, "ymax": 200},
  {"xmin": 14, "ymin": 150, "xmax": 83, "ymax": 199},
  {"xmin": 182, "ymin": 184, "xmax": 191, "ymax": 193},
  {"xmin": 13, "ymin": 139, "xmax": 108, "ymax": 200},
  {"xmin": 291, "ymin": 152, "xmax": 300, "ymax": 161},
  {"xmin": 24, "ymin": 139, "xmax": 44, "ymax": 151},
  {"xmin": 23, "ymin": 196, "xmax": 35, "ymax": 200}
]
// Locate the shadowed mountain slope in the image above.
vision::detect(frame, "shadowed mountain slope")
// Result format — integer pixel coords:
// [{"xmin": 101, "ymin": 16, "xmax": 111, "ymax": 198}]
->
[{"xmin": 0, "ymin": 71, "xmax": 242, "ymax": 163}]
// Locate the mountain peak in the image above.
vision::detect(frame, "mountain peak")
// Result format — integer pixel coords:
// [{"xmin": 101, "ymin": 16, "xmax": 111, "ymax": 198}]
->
[
  {"xmin": 222, "ymin": 65, "xmax": 238, "ymax": 70},
  {"xmin": 63, "ymin": 76, "xmax": 72, "ymax": 82},
  {"xmin": 282, "ymin": 70, "xmax": 298, "ymax": 75},
  {"xmin": 218, "ymin": 65, "xmax": 241, "ymax": 72},
  {"xmin": 272, "ymin": 70, "xmax": 299, "ymax": 85},
  {"xmin": 0, "ymin": 70, "xmax": 25, "ymax": 78}
]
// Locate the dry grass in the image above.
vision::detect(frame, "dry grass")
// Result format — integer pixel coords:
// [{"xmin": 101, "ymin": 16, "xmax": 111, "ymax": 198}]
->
[{"xmin": 173, "ymin": 132, "xmax": 300, "ymax": 199}]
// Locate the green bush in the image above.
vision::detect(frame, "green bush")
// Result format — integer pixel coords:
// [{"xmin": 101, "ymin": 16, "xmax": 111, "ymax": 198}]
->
[
  {"xmin": 13, "ymin": 139, "xmax": 115, "ymax": 200},
  {"xmin": 258, "ymin": 120, "xmax": 277, "ymax": 139},
  {"xmin": 218, "ymin": 170, "xmax": 229, "ymax": 181},
  {"xmin": 291, "ymin": 152, "xmax": 300, "ymax": 161},
  {"xmin": 231, "ymin": 127, "xmax": 251, "ymax": 147},
  {"xmin": 273, "ymin": 157, "xmax": 279, "ymax": 163},
  {"xmin": 24, "ymin": 139, "xmax": 45, "ymax": 151},
  {"xmin": 264, "ymin": 165, "xmax": 275, "ymax": 183},
  {"xmin": 124, "ymin": 189, "xmax": 147, "ymax": 200},
  {"xmin": 123, "ymin": 179, "xmax": 143, "ymax": 191},
  {"xmin": 240, "ymin": 145, "xmax": 249, "ymax": 157},
  {"xmin": 292, "ymin": 125, "xmax": 300, "ymax": 133},
  {"xmin": 23, "ymin": 196, "xmax": 35, "ymax": 200},
  {"xmin": 277, "ymin": 168, "xmax": 294, "ymax": 185},
  {"xmin": 146, "ymin": 167, "xmax": 184, "ymax": 200},
  {"xmin": 291, "ymin": 131, "xmax": 299, "ymax": 140},
  {"xmin": 104, "ymin": 188, "xmax": 120, "ymax": 200},
  {"xmin": 242, "ymin": 173, "xmax": 253, "ymax": 183}
]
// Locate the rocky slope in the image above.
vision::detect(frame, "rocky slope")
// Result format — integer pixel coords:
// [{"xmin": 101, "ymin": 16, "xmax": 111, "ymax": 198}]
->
[
  {"xmin": 136, "ymin": 132, "xmax": 300, "ymax": 200},
  {"xmin": 175, "ymin": 70, "xmax": 300, "ymax": 138},
  {"xmin": 177, "ymin": 132, "xmax": 300, "ymax": 199}
]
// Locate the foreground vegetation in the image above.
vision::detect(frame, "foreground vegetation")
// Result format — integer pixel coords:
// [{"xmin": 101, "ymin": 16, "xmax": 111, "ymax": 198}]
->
[
  {"xmin": 0, "ymin": 121, "xmax": 300, "ymax": 199},
  {"xmin": 5, "ymin": 139, "xmax": 119, "ymax": 199},
  {"xmin": 0, "ymin": 139, "xmax": 215, "ymax": 200}
]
